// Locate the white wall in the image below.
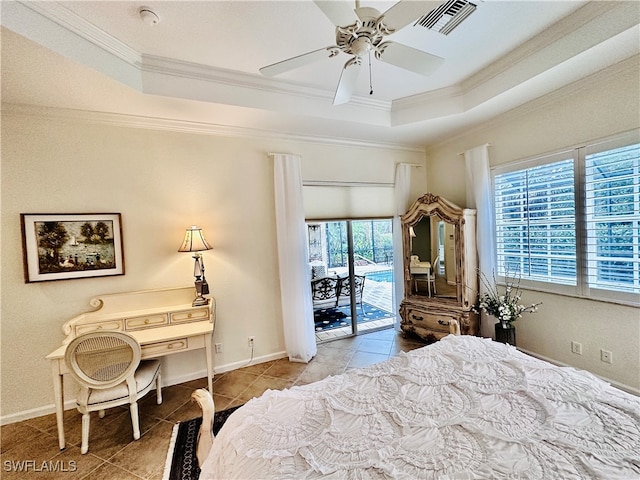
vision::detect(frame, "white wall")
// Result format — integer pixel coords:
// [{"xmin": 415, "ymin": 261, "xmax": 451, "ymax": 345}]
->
[
  {"xmin": 425, "ymin": 55, "xmax": 640, "ymax": 391},
  {"xmin": 0, "ymin": 112, "xmax": 426, "ymax": 421}
]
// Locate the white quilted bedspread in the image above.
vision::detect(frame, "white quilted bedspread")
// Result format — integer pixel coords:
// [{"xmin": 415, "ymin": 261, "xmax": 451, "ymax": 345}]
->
[{"xmin": 200, "ymin": 335, "xmax": 640, "ymax": 479}]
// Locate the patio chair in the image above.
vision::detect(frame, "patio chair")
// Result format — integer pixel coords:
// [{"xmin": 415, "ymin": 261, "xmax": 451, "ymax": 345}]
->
[
  {"xmin": 311, "ymin": 276, "xmax": 339, "ymax": 310},
  {"xmin": 336, "ymin": 275, "xmax": 366, "ymax": 316},
  {"xmin": 64, "ymin": 331, "xmax": 162, "ymax": 454}
]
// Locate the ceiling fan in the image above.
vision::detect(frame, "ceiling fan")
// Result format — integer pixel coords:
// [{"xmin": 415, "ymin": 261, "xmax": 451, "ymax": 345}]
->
[{"xmin": 259, "ymin": 0, "xmax": 446, "ymax": 105}]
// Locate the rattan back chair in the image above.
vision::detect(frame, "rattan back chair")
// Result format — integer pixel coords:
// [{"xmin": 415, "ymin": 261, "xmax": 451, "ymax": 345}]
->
[{"xmin": 65, "ymin": 331, "xmax": 162, "ymax": 454}]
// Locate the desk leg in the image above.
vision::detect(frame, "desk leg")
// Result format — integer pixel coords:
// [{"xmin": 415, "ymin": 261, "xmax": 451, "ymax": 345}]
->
[
  {"xmin": 205, "ymin": 333, "xmax": 214, "ymax": 393},
  {"xmin": 51, "ymin": 363, "xmax": 66, "ymax": 450}
]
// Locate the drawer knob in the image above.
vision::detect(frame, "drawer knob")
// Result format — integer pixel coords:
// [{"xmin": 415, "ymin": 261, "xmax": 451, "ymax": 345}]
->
[
  {"xmin": 438, "ymin": 320, "xmax": 450, "ymax": 326},
  {"xmin": 97, "ymin": 326, "xmax": 103, "ymax": 330},
  {"xmin": 188, "ymin": 313, "xmax": 193, "ymax": 318},
  {"xmin": 168, "ymin": 344, "xmax": 173, "ymax": 349},
  {"xmin": 144, "ymin": 319, "xmax": 150, "ymax": 324},
  {"xmin": 412, "ymin": 314, "xmax": 424, "ymax": 321}
]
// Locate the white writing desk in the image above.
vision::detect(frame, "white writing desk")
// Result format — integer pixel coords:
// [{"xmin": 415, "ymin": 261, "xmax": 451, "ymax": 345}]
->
[{"xmin": 46, "ymin": 287, "xmax": 215, "ymax": 450}]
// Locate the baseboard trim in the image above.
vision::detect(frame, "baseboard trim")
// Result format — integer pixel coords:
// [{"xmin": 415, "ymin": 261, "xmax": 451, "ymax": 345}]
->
[
  {"xmin": 517, "ymin": 347, "xmax": 639, "ymax": 396},
  {"xmin": 0, "ymin": 350, "xmax": 289, "ymax": 426}
]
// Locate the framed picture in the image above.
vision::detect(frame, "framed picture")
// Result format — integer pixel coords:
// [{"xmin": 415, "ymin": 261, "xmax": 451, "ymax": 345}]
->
[{"xmin": 20, "ymin": 213, "xmax": 125, "ymax": 283}]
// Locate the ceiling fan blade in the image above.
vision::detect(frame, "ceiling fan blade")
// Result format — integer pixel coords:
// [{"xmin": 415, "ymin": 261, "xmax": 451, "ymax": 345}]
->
[
  {"xmin": 377, "ymin": 41, "xmax": 444, "ymax": 76},
  {"xmin": 380, "ymin": 0, "xmax": 445, "ymax": 32},
  {"xmin": 333, "ymin": 58, "xmax": 362, "ymax": 105},
  {"xmin": 260, "ymin": 47, "xmax": 338, "ymax": 77},
  {"xmin": 314, "ymin": 0, "xmax": 356, "ymax": 27},
  {"xmin": 354, "ymin": 6, "xmax": 381, "ymax": 23}
]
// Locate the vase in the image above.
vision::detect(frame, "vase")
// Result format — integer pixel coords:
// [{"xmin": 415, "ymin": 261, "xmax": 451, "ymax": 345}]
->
[
  {"xmin": 500, "ymin": 320, "xmax": 512, "ymax": 329},
  {"xmin": 494, "ymin": 321, "xmax": 516, "ymax": 346}
]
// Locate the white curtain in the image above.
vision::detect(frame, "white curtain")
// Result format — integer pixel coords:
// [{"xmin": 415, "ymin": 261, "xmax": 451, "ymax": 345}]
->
[
  {"xmin": 464, "ymin": 144, "xmax": 495, "ymax": 280},
  {"xmin": 272, "ymin": 153, "xmax": 317, "ymax": 363},
  {"xmin": 392, "ymin": 164, "xmax": 413, "ymax": 330},
  {"xmin": 465, "ymin": 145, "xmax": 495, "ymax": 339}
]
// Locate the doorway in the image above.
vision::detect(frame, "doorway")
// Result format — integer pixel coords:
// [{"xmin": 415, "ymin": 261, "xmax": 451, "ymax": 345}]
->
[{"xmin": 307, "ymin": 218, "xmax": 395, "ymax": 342}]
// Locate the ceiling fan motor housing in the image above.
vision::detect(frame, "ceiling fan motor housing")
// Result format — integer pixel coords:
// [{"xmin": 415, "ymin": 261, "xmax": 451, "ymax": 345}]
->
[{"xmin": 336, "ymin": 7, "xmax": 386, "ymax": 58}]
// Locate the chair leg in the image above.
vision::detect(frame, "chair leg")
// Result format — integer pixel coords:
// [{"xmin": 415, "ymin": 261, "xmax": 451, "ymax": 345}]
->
[
  {"xmin": 130, "ymin": 402, "xmax": 141, "ymax": 440},
  {"xmin": 156, "ymin": 374, "xmax": 163, "ymax": 405},
  {"xmin": 81, "ymin": 412, "xmax": 90, "ymax": 454}
]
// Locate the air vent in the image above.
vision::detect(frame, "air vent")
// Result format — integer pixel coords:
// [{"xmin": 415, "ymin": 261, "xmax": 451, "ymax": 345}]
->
[{"xmin": 415, "ymin": 0, "xmax": 477, "ymax": 35}]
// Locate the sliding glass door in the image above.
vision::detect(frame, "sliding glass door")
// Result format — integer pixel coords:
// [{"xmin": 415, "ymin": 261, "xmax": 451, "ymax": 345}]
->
[{"xmin": 307, "ymin": 218, "xmax": 395, "ymax": 341}]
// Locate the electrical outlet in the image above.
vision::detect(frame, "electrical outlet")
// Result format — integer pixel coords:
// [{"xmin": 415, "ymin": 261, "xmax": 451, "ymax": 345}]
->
[
  {"xmin": 600, "ymin": 349, "xmax": 612, "ymax": 364},
  {"xmin": 215, "ymin": 343, "xmax": 223, "ymax": 354},
  {"xmin": 571, "ymin": 341, "xmax": 582, "ymax": 355},
  {"xmin": 248, "ymin": 336, "xmax": 255, "ymax": 348}
]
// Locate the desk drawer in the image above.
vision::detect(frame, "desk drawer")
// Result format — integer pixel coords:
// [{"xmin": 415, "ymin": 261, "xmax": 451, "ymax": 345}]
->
[
  {"xmin": 142, "ymin": 338, "xmax": 188, "ymax": 357},
  {"xmin": 170, "ymin": 308, "xmax": 209, "ymax": 324},
  {"xmin": 76, "ymin": 320, "xmax": 123, "ymax": 335},
  {"xmin": 125, "ymin": 314, "xmax": 168, "ymax": 331}
]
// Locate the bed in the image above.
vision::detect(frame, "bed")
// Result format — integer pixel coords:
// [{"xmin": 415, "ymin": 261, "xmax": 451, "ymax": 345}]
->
[{"xmin": 194, "ymin": 335, "xmax": 640, "ymax": 479}]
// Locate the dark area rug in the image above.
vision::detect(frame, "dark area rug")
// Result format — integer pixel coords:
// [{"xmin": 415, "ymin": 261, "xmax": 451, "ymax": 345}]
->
[
  {"xmin": 314, "ymin": 302, "xmax": 392, "ymax": 331},
  {"xmin": 164, "ymin": 404, "xmax": 242, "ymax": 480}
]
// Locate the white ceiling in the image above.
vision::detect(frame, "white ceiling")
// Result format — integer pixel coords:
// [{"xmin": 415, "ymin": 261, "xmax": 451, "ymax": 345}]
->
[{"xmin": 2, "ymin": 1, "xmax": 639, "ymax": 147}]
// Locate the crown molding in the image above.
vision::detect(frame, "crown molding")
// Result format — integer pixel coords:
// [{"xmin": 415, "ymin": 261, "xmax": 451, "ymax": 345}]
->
[
  {"xmin": 139, "ymin": 54, "xmax": 393, "ymax": 127},
  {"xmin": 397, "ymin": 1, "xmax": 640, "ymax": 123},
  {"xmin": 140, "ymin": 54, "xmax": 391, "ymax": 112},
  {"xmin": 459, "ymin": 1, "xmax": 640, "ymax": 110},
  {"xmin": 391, "ymin": 86, "xmax": 465, "ymax": 125},
  {"xmin": 2, "ymin": 103, "xmax": 425, "ymax": 153},
  {"xmin": 17, "ymin": 1, "xmax": 141, "ymax": 67},
  {"xmin": 4, "ymin": 0, "xmax": 637, "ymax": 134},
  {"xmin": 427, "ymin": 54, "xmax": 640, "ymax": 152},
  {"xmin": 460, "ymin": 1, "xmax": 614, "ymax": 93}
]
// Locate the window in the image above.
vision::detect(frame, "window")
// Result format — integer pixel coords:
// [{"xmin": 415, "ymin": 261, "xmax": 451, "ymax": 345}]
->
[
  {"xmin": 493, "ymin": 131, "xmax": 640, "ymax": 304},
  {"xmin": 585, "ymin": 141, "xmax": 640, "ymax": 295}
]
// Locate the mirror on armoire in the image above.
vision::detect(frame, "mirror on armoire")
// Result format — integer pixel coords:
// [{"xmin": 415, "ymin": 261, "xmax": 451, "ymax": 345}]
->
[{"xmin": 407, "ymin": 214, "xmax": 458, "ymax": 300}]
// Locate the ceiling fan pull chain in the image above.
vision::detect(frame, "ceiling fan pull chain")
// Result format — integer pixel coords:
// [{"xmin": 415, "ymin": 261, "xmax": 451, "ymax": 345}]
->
[{"xmin": 368, "ymin": 51, "xmax": 373, "ymax": 96}]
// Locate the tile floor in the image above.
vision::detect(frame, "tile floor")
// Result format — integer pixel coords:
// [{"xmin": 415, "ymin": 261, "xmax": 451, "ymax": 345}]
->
[{"xmin": 0, "ymin": 328, "xmax": 424, "ymax": 479}]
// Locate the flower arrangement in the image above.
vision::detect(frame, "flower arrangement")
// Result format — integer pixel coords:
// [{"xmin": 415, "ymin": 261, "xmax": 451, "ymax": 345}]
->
[{"xmin": 475, "ymin": 269, "xmax": 542, "ymax": 328}]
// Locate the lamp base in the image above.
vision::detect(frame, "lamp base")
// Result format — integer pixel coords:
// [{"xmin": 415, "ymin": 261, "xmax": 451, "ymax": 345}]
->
[
  {"xmin": 192, "ymin": 295, "xmax": 209, "ymax": 307},
  {"xmin": 192, "ymin": 279, "xmax": 210, "ymax": 306}
]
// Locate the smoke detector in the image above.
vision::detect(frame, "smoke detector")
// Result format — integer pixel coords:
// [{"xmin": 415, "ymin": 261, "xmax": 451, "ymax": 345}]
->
[{"xmin": 139, "ymin": 7, "xmax": 160, "ymax": 26}]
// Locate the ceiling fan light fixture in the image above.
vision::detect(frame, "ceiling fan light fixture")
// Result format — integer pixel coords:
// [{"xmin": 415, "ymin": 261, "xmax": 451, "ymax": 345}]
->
[
  {"xmin": 138, "ymin": 7, "xmax": 160, "ymax": 27},
  {"xmin": 351, "ymin": 37, "xmax": 373, "ymax": 57}
]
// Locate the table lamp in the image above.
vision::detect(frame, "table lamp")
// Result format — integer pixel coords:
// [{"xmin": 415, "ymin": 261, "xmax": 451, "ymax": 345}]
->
[{"xmin": 178, "ymin": 226, "xmax": 212, "ymax": 306}]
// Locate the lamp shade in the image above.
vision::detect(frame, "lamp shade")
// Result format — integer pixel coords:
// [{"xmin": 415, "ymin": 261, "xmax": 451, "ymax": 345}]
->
[{"xmin": 178, "ymin": 226, "xmax": 212, "ymax": 253}]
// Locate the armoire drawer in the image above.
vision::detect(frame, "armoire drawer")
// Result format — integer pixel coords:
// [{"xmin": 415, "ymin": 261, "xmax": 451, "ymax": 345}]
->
[{"xmin": 403, "ymin": 308, "xmax": 452, "ymax": 333}]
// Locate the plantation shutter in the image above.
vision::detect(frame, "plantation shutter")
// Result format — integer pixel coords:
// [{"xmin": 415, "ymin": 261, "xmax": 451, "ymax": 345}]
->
[
  {"xmin": 584, "ymin": 140, "xmax": 640, "ymax": 295},
  {"xmin": 493, "ymin": 155, "xmax": 576, "ymax": 286}
]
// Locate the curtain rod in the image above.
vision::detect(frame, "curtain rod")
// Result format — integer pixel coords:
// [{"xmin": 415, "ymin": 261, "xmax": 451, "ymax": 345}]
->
[
  {"xmin": 397, "ymin": 163, "xmax": 423, "ymax": 167},
  {"xmin": 303, "ymin": 180, "xmax": 394, "ymax": 188},
  {"xmin": 457, "ymin": 143, "xmax": 492, "ymax": 156}
]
